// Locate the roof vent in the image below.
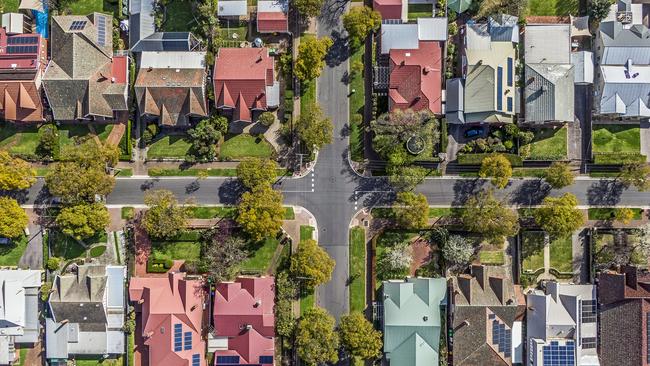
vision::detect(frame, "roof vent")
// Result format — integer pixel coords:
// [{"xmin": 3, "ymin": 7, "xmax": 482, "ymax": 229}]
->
[
  {"xmin": 405, "ymin": 52, "xmax": 411, "ymax": 57},
  {"xmin": 254, "ymin": 300, "xmax": 262, "ymax": 307},
  {"xmin": 175, "ymin": 68, "xmax": 180, "ymax": 72},
  {"xmin": 423, "ymin": 316, "xmax": 428, "ymax": 322},
  {"xmin": 111, "ymin": 77, "xmax": 115, "ymax": 83},
  {"xmin": 79, "ymin": 303, "xmax": 84, "ymax": 307},
  {"xmin": 10, "ymin": 63, "xmax": 16, "ymax": 69}
]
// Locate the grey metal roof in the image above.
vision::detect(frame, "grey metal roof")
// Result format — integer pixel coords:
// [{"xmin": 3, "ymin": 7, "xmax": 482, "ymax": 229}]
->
[
  {"xmin": 525, "ymin": 63, "xmax": 575, "ymax": 122},
  {"xmin": 488, "ymin": 14, "xmax": 519, "ymax": 43},
  {"xmin": 381, "ymin": 23, "xmax": 419, "ymax": 54},
  {"xmin": 106, "ymin": 266, "xmax": 125, "ymax": 309},
  {"xmin": 464, "ymin": 65, "xmax": 495, "ymax": 113},
  {"xmin": 601, "ymin": 45, "xmax": 650, "ymax": 65},
  {"xmin": 129, "ymin": 0, "xmax": 155, "ymax": 49},
  {"xmin": 572, "ymin": 51, "xmax": 594, "ymax": 84},
  {"xmin": 131, "ymin": 32, "xmax": 197, "ymax": 52},
  {"xmin": 525, "ymin": 24, "xmax": 571, "ymax": 64},
  {"xmin": 445, "ymin": 78, "xmax": 464, "ymax": 113}
]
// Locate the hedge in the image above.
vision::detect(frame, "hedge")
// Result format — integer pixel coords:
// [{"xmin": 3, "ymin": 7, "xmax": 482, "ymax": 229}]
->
[
  {"xmin": 457, "ymin": 153, "xmax": 523, "ymax": 166},
  {"xmin": 549, "ymin": 268, "xmax": 573, "ymax": 279},
  {"xmin": 147, "ymin": 258, "xmax": 173, "ymax": 273},
  {"xmin": 593, "ymin": 152, "xmax": 646, "ymax": 165},
  {"xmin": 119, "ymin": 120, "xmax": 133, "ymax": 161}
]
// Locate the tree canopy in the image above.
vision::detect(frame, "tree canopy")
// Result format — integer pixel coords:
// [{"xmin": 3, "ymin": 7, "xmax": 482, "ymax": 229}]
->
[
  {"xmin": 236, "ymin": 158, "xmax": 278, "ymax": 190},
  {"xmin": 296, "ymin": 307, "xmax": 340, "ymax": 366},
  {"xmin": 295, "ymin": 37, "xmax": 333, "ymax": 82},
  {"xmin": 186, "ymin": 115, "xmax": 228, "ymax": 162},
  {"xmin": 0, "ymin": 151, "xmax": 36, "ymax": 191},
  {"xmin": 294, "ymin": 0, "xmax": 324, "ymax": 17},
  {"xmin": 619, "ymin": 163, "xmax": 650, "ymax": 191},
  {"xmin": 275, "ymin": 271, "xmax": 297, "ymax": 337},
  {"xmin": 296, "ymin": 103, "xmax": 334, "ymax": 151},
  {"xmin": 291, "ymin": 238, "xmax": 335, "ymax": 290},
  {"xmin": 589, "ymin": 0, "xmax": 615, "ymax": 22},
  {"xmin": 55, "ymin": 203, "xmax": 109, "ymax": 240},
  {"xmin": 614, "ymin": 207, "xmax": 635, "ymax": 225},
  {"xmin": 200, "ymin": 229, "xmax": 248, "ymax": 283},
  {"xmin": 544, "ymin": 162, "xmax": 574, "ymax": 189},
  {"xmin": 441, "ymin": 235, "xmax": 475, "ymax": 267},
  {"xmin": 387, "ymin": 165, "xmax": 428, "ymax": 192},
  {"xmin": 0, "ymin": 197, "xmax": 28, "ymax": 239},
  {"xmin": 142, "ymin": 190, "xmax": 189, "ymax": 239},
  {"xmin": 479, "ymin": 154, "xmax": 512, "ymax": 189},
  {"xmin": 534, "ymin": 193, "xmax": 585, "ymax": 238},
  {"xmin": 393, "ymin": 192, "xmax": 428, "ymax": 229},
  {"xmin": 236, "ymin": 186, "xmax": 285, "ymax": 241},
  {"xmin": 461, "ymin": 189, "xmax": 519, "ymax": 244},
  {"xmin": 343, "ymin": 6, "xmax": 381, "ymax": 49},
  {"xmin": 338, "ymin": 312, "xmax": 383, "ymax": 360}
]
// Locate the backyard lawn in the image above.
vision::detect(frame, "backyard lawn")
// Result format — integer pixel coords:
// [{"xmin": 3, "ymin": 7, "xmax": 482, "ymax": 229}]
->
[
  {"xmin": 349, "ymin": 227, "xmax": 366, "ymax": 313},
  {"xmin": 549, "ymin": 236, "xmax": 573, "ymax": 273},
  {"xmin": 162, "ymin": 0, "xmax": 196, "ymax": 31},
  {"xmin": 220, "ymin": 134, "xmax": 274, "ymax": 160},
  {"xmin": 526, "ymin": 0, "xmax": 578, "ymax": 15},
  {"xmin": 0, "ymin": 236, "xmax": 28, "ymax": 267},
  {"xmin": 521, "ymin": 231, "xmax": 545, "ymax": 271},
  {"xmin": 219, "ymin": 23, "xmax": 248, "ymax": 41},
  {"xmin": 522, "ymin": 127, "xmax": 567, "ymax": 160},
  {"xmin": 479, "ymin": 250, "xmax": 505, "ymax": 266},
  {"xmin": 147, "ymin": 135, "xmax": 192, "ymax": 159},
  {"xmin": 592, "ymin": 124, "xmax": 641, "ymax": 153},
  {"xmin": 151, "ymin": 239, "xmax": 201, "ymax": 262},
  {"xmin": 408, "ymin": 4, "xmax": 433, "ymax": 20},
  {"xmin": 66, "ymin": 0, "xmax": 121, "ymax": 16}
]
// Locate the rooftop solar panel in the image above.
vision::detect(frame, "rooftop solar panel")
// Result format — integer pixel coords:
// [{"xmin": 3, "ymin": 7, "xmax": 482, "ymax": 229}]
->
[
  {"xmin": 6, "ymin": 45, "xmax": 38, "ymax": 54},
  {"xmin": 7, "ymin": 36, "xmax": 38, "ymax": 45},
  {"xmin": 69, "ymin": 20, "xmax": 87, "ymax": 31},
  {"xmin": 491, "ymin": 318, "xmax": 512, "ymax": 358},
  {"xmin": 543, "ymin": 340, "xmax": 575, "ymax": 366},
  {"xmin": 96, "ymin": 15, "xmax": 107, "ymax": 46}
]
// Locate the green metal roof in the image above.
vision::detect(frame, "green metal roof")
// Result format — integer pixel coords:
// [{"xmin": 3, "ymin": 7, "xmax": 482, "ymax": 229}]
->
[{"xmin": 447, "ymin": 0, "xmax": 472, "ymax": 13}]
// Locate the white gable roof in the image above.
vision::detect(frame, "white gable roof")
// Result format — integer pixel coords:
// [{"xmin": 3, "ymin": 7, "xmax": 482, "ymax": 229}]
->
[
  {"xmin": 217, "ymin": 0, "xmax": 247, "ymax": 16},
  {"xmin": 139, "ymin": 51, "xmax": 207, "ymax": 69},
  {"xmin": 381, "ymin": 17, "xmax": 447, "ymax": 54}
]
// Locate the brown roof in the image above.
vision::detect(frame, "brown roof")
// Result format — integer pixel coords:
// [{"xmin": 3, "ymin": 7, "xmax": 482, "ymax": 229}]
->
[{"xmin": 0, "ymin": 82, "xmax": 44, "ymax": 122}]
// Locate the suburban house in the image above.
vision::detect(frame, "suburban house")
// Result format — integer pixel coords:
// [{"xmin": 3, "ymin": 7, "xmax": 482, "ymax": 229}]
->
[
  {"xmin": 129, "ymin": 272, "xmax": 206, "ymax": 366},
  {"xmin": 43, "ymin": 14, "xmax": 129, "ymax": 122},
  {"xmin": 210, "ymin": 277, "xmax": 275, "ymax": 365},
  {"xmin": 134, "ymin": 51, "xmax": 208, "ymax": 127},
  {"xmin": 451, "ymin": 265, "xmax": 525, "ymax": 366},
  {"xmin": 217, "ymin": 0, "xmax": 248, "ymax": 18},
  {"xmin": 373, "ymin": 0, "xmax": 436, "ymax": 23},
  {"xmin": 446, "ymin": 15, "xmax": 519, "ymax": 124},
  {"xmin": 526, "ymin": 282, "xmax": 599, "ymax": 366},
  {"xmin": 0, "ymin": 269, "xmax": 41, "ymax": 365},
  {"xmin": 376, "ymin": 17, "xmax": 447, "ymax": 115},
  {"xmin": 0, "ymin": 26, "xmax": 47, "ymax": 123},
  {"xmin": 381, "ymin": 277, "xmax": 447, "ymax": 366},
  {"xmin": 594, "ymin": 0, "xmax": 650, "ymax": 119},
  {"xmin": 213, "ymin": 47, "xmax": 279, "ymax": 123},
  {"xmin": 523, "ymin": 21, "xmax": 575, "ymax": 124},
  {"xmin": 598, "ymin": 266, "xmax": 650, "ymax": 365},
  {"xmin": 257, "ymin": 0, "xmax": 288, "ymax": 33},
  {"xmin": 129, "ymin": 0, "xmax": 200, "ymax": 52},
  {"xmin": 45, "ymin": 265, "xmax": 126, "ymax": 364}
]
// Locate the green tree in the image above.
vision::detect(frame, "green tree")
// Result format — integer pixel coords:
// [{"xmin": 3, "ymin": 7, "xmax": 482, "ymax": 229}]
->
[
  {"xmin": 142, "ymin": 190, "xmax": 189, "ymax": 239},
  {"xmin": 258, "ymin": 112, "xmax": 276, "ymax": 127},
  {"xmin": 295, "ymin": 37, "xmax": 333, "ymax": 82},
  {"xmin": 186, "ymin": 116, "xmax": 228, "ymax": 162},
  {"xmin": 614, "ymin": 207, "xmax": 635, "ymax": 225},
  {"xmin": 0, "ymin": 197, "xmax": 28, "ymax": 239},
  {"xmin": 37, "ymin": 124, "xmax": 59, "ymax": 159},
  {"xmin": 296, "ymin": 307, "xmax": 340, "ymax": 365},
  {"xmin": 338, "ymin": 312, "xmax": 383, "ymax": 360},
  {"xmin": 200, "ymin": 230, "xmax": 248, "ymax": 283},
  {"xmin": 393, "ymin": 192, "xmax": 428, "ymax": 229},
  {"xmin": 46, "ymin": 257, "xmax": 62, "ymax": 271},
  {"xmin": 387, "ymin": 165, "xmax": 428, "ymax": 192},
  {"xmin": 195, "ymin": 0, "xmax": 221, "ymax": 54},
  {"xmin": 343, "ymin": 6, "xmax": 381, "ymax": 49},
  {"xmin": 296, "ymin": 103, "xmax": 334, "ymax": 151},
  {"xmin": 461, "ymin": 189, "xmax": 519, "ymax": 244},
  {"xmin": 534, "ymin": 193, "xmax": 585, "ymax": 238},
  {"xmin": 294, "ymin": 0, "xmax": 324, "ymax": 17},
  {"xmin": 291, "ymin": 238, "xmax": 335, "ymax": 290},
  {"xmin": 442, "ymin": 235, "xmax": 475, "ymax": 267},
  {"xmin": 236, "ymin": 158, "xmax": 278, "ymax": 190},
  {"xmin": 236, "ymin": 186, "xmax": 285, "ymax": 241},
  {"xmin": 275, "ymin": 271, "xmax": 298, "ymax": 337},
  {"xmin": 0, "ymin": 151, "xmax": 36, "ymax": 191},
  {"xmin": 589, "ymin": 0, "xmax": 615, "ymax": 22},
  {"xmin": 479, "ymin": 154, "xmax": 512, "ymax": 189},
  {"xmin": 545, "ymin": 162, "xmax": 574, "ymax": 189},
  {"xmin": 55, "ymin": 203, "xmax": 109, "ymax": 240},
  {"xmin": 40, "ymin": 282, "xmax": 52, "ymax": 302},
  {"xmin": 619, "ymin": 163, "xmax": 650, "ymax": 191}
]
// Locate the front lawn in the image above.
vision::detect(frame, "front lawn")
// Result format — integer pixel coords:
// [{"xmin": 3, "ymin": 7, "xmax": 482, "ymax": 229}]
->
[
  {"xmin": 147, "ymin": 135, "xmax": 192, "ymax": 159},
  {"xmin": 549, "ymin": 236, "xmax": 573, "ymax": 273},
  {"xmin": 241, "ymin": 237, "xmax": 281, "ymax": 272},
  {"xmin": 527, "ymin": 0, "xmax": 578, "ymax": 16},
  {"xmin": 188, "ymin": 206, "xmax": 237, "ymax": 219},
  {"xmin": 301, "ymin": 79, "xmax": 317, "ymax": 115},
  {"xmin": 220, "ymin": 134, "xmax": 274, "ymax": 160},
  {"xmin": 408, "ymin": 4, "xmax": 433, "ymax": 20},
  {"xmin": 521, "ymin": 231, "xmax": 545, "ymax": 272},
  {"xmin": 592, "ymin": 124, "xmax": 641, "ymax": 153},
  {"xmin": 151, "ymin": 240, "xmax": 201, "ymax": 262},
  {"xmin": 349, "ymin": 227, "xmax": 366, "ymax": 313},
  {"xmin": 522, "ymin": 127, "xmax": 567, "ymax": 160},
  {"xmin": 0, "ymin": 236, "xmax": 28, "ymax": 267},
  {"xmin": 588, "ymin": 208, "xmax": 644, "ymax": 221},
  {"xmin": 50, "ymin": 231, "xmax": 87, "ymax": 260},
  {"xmin": 162, "ymin": 0, "xmax": 196, "ymax": 31}
]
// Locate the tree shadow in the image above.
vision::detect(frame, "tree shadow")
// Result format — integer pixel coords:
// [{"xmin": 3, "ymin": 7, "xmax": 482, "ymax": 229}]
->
[
  {"xmin": 217, "ymin": 179, "xmax": 245, "ymax": 205},
  {"xmin": 510, "ymin": 179, "xmax": 551, "ymax": 206},
  {"xmin": 324, "ymin": 30, "xmax": 350, "ymax": 68},
  {"xmin": 587, "ymin": 180, "xmax": 625, "ymax": 206},
  {"xmin": 452, "ymin": 179, "xmax": 486, "ymax": 205}
]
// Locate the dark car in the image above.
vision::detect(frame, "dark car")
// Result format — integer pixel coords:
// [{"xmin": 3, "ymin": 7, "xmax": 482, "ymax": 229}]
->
[{"xmin": 464, "ymin": 127, "xmax": 484, "ymax": 139}]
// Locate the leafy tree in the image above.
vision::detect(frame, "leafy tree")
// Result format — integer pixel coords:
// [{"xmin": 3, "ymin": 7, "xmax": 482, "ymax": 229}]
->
[
  {"xmin": 338, "ymin": 312, "xmax": 383, "ymax": 360},
  {"xmin": 350, "ymin": 60, "xmax": 364, "ymax": 78},
  {"xmin": 46, "ymin": 257, "xmax": 62, "ymax": 271},
  {"xmin": 186, "ymin": 116, "xmax": 228, "ymax": 162},
  {"xmin": 442, "ymin": 235, "xmax": 475, "ymax": 267},
  {"xmin": 377, "ymin": 244, "xmax": 412, "ymax": 280},
  {"xmin": 37, "ymin": 124, "xmax": 59, "ymax": 159},
  {"xmin": 258, "ymin": 112, "xmax": 276, "ymax": 127},
  {"xmin": 393, "ymin": 192, "xmax": 428, "ymax": 229},
  {"xmin": 294, "ymin": 0, "xmax": 324, "ymax": 17},
  {"xmin": 40, "ymin": 282, "xmax": 52, "ymax": 302},
  {"xmin": 123, "ymin": 310, "xmax": 136, "ymax": 334},
  {"xmin": 387, "ymin": 165, "xmax": 428, "ymax": 192},
  {"xmin": 295, "ymin": 37, "xmax": 333, "ymax": 82},
  {"xmin": 0, "ymin": 151, "xmax": 36, "ymax": 191},
  {"xmin": 236, "ymin": 186, "xmax": 284, "ymax": 241},
  {"xmin": 343, "ymin": 6, "xmax": 381, "ymax": 49},
  {"xmin": 619, "ymin": 163, "xmax": 650, "ymax": 191},
  {"xmin": 534, "ymin": 193, "xmax": 585, "ymax": 238},
  {"xmin": 195, "ymin": 0, "xmax": 221, "ymax": 54},
  {"xmin": 296, "ymin": 307, "xmax": 340, "ymax": 366},
  {"xmin": 0, "ymin": 197, "xmax": 28, "ymax": 239},
  {"xmin": 236, "ymin": 158, "xmax": 278, "ymax": 190},
  {"xmin": 200, "ymin": 229, "xmax": 248, "ymax": 283},
  {"xmin": 291, "ymin": 239, "xmax": 335, "ymax": 290},
  {"xmin": 372, "ymin": 109, "xmax": 439, "ymax": 162},
  {"xmin": 477, "ymin": 0, "xmax": 527, "ymax": 18},
  {"xmin": 634, "ymin": 223, "xmax": 650, "ymax": 257},
  {"xmin": 295, "ymin": 103, "xmax": 334, "ymax": 150},
  {"xmin": 479, "ymin": 154, "xmax": 512, "ymax": 189},
  {"xmin": 60, "ymin": 139, "xmax": 119, "ymax": 167},
  {"xmin": 614, "ymin": 208, "xmax": 635, "ymax": 225},
  {"xmin": 275, "ymin": 271, "xmax": 298, "ymax": 337},
  {"xmin": 545, "ymin": 162, "xmax": 574, "ymax": 189},
  {"xmin": 55, "ymin": 203, "xmax": 109, "ymax": 240},
  {"xmin": 589, "ymin": 0, "xmax": 615, "ymax": 22},
  {"xmin": 142, "ymin": 190, "xmax": 189, "ymax": 239},
  {"xmin": 461, "ymin": 190, "xmax": 519, "ymax": 244}
]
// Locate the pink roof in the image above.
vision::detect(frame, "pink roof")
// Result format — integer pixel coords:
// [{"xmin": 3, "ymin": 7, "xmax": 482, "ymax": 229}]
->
[
  {"xmin": 373, "ymin": 0, "xmax": 403, "ymax": 20},
  {"xmin": 0, "ymin": 28, "xmax": 46, "ymax": 71},
  {"xmin": 389, "ymin": 41, "xmax": 443, "ymax": 114},
  {"xmin": 213, "ymin": 48, "xmax": 274, "ymax": 122},
  {"xmin": 257, "ymin": 12, "xmax": 289, "ymax": 33},
  {"xmin": 111, "ymin": 55, "xmax": 128, "ymax": 84},
  {"xmin": 129, "ymin": 272, "xmax": 206, "ymax": 366},
  {"xmin": 213, "ymin": 277, "xmax": 275, "ymax": 365}
]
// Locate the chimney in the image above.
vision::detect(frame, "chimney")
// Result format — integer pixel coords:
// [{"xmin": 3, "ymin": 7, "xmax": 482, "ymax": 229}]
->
[
  {"xmin": 622, "ymin": 265, "xmax": 638, "ymax": 289},
  {"xmin": 111, "ymin": 77, "xmax": 115, "ymax": 83},
  {"xmin": 60, "ymin": 319, "xmax": 69, "ymax": 325},
  {"xmin": 191, "ymin": 304, "xmax": 197, "ymax": 311},
  {"xmin": 257, "ymin": 56, "xmax": 263, "ymax": 63},
  {"xmin": 489, "ymin": 277, "xmax": 505, "ymax": 304},
  {"xmin": 254, "ymin": 300, "xmax": 262, "ymax": 308},
  {"xmin": 472, "ymin": 265, "xmax": 487, "ymax": 290},
  {"xmin": 457, "ymin": 275, "xmax": 472, "ymax": 303},
  {"xmin": 138, "ymin": 298, "xmax": 145, "ymax": 304},
  {"xmin": 148, "ymin": 66, "xmax": 153, "ymax": 72}
]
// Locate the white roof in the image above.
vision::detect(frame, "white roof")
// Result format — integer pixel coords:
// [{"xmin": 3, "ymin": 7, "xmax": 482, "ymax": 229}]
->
[
  {"xmin": 258, "ymin": 0, "xmax": 287, "ymax": 13},
  {"xmin": 601, "ymin": 63, "xmax": 650, "ymax": 83},
  {"xmin": 106, "ymin": 266, "xmax": 125, "ymax": 309},
  {"xmin": 0, "ymin": 270, "xmax": 41, "ymax": 328},
  {"xmin": 1, "ymin": 13, "xmax": 23, "ymax": 34},
  {"xmin": 18, "ymin": 0, "xmax": 43, "ymax": 12},
  {"xmin": 217, "ymin": 0, "xmax": 248, "ymax": 16},
  {"xmin": 380, "ymin": 17, "xmax": 447, "ymax": 54},
  {"xmin": 572, "ymin": 51, "xmax": 594, "ymax": 84},
  {"xmin": 525, "ymin": 24, "xmax": 571, "ymax": 64},
  {"xmin": 139, "ymin": 51, "xmax": 207, "ymax": 69},
  {"xmin": 417, "ymin": 17, "xmax": 448, "ymax": 41}
]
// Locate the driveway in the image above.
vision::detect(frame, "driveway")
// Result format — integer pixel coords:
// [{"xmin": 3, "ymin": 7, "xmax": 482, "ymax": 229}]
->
[{"xmin": 19, "ymin": 221, "xmax": 43, "ymax": 270}]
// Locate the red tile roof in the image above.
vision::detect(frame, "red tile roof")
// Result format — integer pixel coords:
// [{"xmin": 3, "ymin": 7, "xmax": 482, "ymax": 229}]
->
[
  {"xmin": 373, "ymin": 0, "xmax": 403, "ymax": 20},
  {"xmin": 213, "ymin": 277, "xmax": 275, "ymax": 365},
  {"xmin": 213, "ymin": 48, "xmax": 274, "ymax": 122},
  {"xmin": 111, "ymin": 55, "xmax": 128, "ymax": 84},
  {"xmin": 389, "ymin": 40, "xmax": 443, "ymax": 114},
  {"xmin": 257, "ymin": 11, "xmax": 288, "ymax": 33},
  {"xmin": 129, "ymin": 272, "xmax": 206, "ymax": 366}
]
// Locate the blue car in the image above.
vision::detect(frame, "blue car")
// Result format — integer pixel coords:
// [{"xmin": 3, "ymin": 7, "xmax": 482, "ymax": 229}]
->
[{"xmin": 464, "ymin": 127, "xmax": 484, "ymax": 139}]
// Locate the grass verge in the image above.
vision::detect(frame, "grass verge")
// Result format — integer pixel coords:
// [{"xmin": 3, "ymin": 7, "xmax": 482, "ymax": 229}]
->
[
  {"xmin": 349, "ymin": 46, "xmax": 364, "ymax": 162},
  {"xmin": 349, "ymin": 227, "xmax": 366, "ymax": 313}
]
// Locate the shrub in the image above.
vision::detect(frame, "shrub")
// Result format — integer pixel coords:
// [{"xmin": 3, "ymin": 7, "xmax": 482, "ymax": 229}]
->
[
  {"xmin": 458, "ymin": 153, "xmax": 523, "ymax": 166},
  {"xmin": 37, "ymin": 124, "xmax": 59, "ymax": 160},
  {"xmin": 46, "ymin": 257, "xmax": 61, "ymax": 271},
  {"xmin": 258, "ymin": 112, "xmax": 276, "ymax": 127},
  {"xmin": 146, "ymin": 123, "xmax": 159, "ymax": 137},
  {"xmin": 146, "ymin": 258, "xmax": 173, "ymax": 273},
  {"xmin": 89, "ymin": 245, "xmax": 107, "ymax": 258},
  {"xmin": 593, "ymin": 152, "xmax": 647, "ymax": 165},
  {"xmin": 142, "ymin": 130, "xmax": 153, "ymax": 145}
]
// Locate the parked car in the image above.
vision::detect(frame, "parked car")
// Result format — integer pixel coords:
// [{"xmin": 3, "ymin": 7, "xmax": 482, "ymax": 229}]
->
[{"xmin": 464, "ymin": 127, "xmax": 484, "ymax": 139}]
